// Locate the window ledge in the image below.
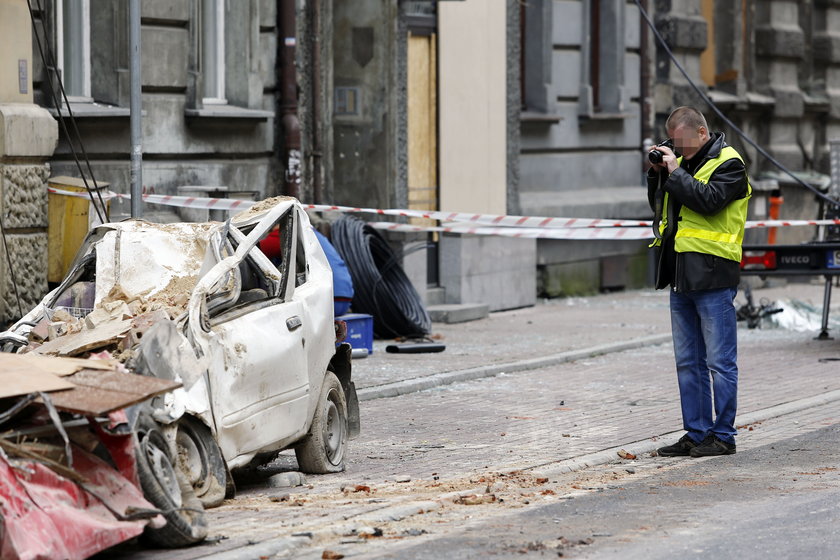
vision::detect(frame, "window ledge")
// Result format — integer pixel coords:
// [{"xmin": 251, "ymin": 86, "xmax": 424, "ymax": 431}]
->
[
  {"xmin": 48, "ymin": 102, "xmax": 130, "ymax": 118},
  {"xmin": 185, "ymin": 105, "xmax": 273, "ymax": 120},
  {"xmin": 578, "ymin": 112, "xmax": 633, "ymax": 121},
  {"xmin": 707, "ymin": 90, "xmax": 742, "ymax": 105},
  {"xmin": 521, "ymin": 111, "xmax": 563, "ymax": 124},
  {"xmin": 744, "ymin": 92, "xmax": 776, "ymax": 106},
  {"xmin": 804, "ymin": 93, "xmax": 829, "ymax": 111}
]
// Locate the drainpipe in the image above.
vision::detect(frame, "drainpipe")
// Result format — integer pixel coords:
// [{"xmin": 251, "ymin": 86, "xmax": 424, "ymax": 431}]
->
[
  {"xmin": 280, "ymin": 0, "xmax": 301, "ymax": 200},
  {"xmin": 639, "ymin": 0, "xmax": 654, "ymax": 147},
  {"xmin": 129, "ymin": 0, "xmax": 143, "ymax": 217},
  {"xmin": 312, "ymin": 0, "xmax": 324, "ymax": 204}
]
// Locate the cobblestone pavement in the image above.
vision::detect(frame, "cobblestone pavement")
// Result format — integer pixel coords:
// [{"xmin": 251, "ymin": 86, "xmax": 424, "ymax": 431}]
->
[
  {"xmin": 332, "ymin": 324, "xmax": 840, "ymax": 486},
  {"xmin": 351, "ymin": 281, "xmax": 834, "ymax": 390},
  {"xmin": 105, "ymin": 280, "xmax": 840, "ymax": 559}
]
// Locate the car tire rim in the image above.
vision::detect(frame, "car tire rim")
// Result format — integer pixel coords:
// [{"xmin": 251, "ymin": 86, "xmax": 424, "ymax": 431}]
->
[
  {"xmin": 176, "ymin": 429, "xmax": 208, "ymax": 493},
  {"xmin": 323, "ymin": 388, "xmax": 345, "ymax": 464},
  {"xmin": 144, "ymin": 437, "xmax": 183, "ymax": 508}
]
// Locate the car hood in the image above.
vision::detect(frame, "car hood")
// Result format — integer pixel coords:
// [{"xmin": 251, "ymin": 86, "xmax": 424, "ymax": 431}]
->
[{"xmin": 92, "ymin": 221, "xmax": 218, "ymax": 307}]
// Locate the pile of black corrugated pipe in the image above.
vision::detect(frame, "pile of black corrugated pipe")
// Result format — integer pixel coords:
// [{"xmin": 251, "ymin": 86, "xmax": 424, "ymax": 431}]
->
[{"xmin": 330, "ymin": 215, "xmax": 431, "ymax": 339}]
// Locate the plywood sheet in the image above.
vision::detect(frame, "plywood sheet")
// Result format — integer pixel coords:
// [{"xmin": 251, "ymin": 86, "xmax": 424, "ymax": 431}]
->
[
  {"xmin": 0, "ymin": 353, "xmax": 180, "ymax": 415},
  {"xmin": 0, "ymin": 365, "xmax": 74, "ymax": 399},
  {"xmin": 0, "ymin": 353, "xmax": 114, "ymax": 378},
  {"xmin": 44, "ymin": 368, "xmax": 181, "ymax": 416},
  {"xmin": 407, "ymin": 33, "xmax": 438, "ymax": 230}
]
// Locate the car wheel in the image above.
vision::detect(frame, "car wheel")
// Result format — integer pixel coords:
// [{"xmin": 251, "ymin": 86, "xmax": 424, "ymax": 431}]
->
[
  {"xmin": 295, "ymin": 371, "xmax": 348, "ymax": 473},
  {"xmin": 135, "ymin": 421, "xmax": 208, "ymax": 547},
  {"xmin": 175, "ymin": 415, "xmax": 228, "ymax": 508}
]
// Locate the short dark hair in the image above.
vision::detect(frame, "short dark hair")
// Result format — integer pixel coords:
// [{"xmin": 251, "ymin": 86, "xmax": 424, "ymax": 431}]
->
[{"xmin": 666, "ymin": 106, "xmax": 707, "ymax": 133}]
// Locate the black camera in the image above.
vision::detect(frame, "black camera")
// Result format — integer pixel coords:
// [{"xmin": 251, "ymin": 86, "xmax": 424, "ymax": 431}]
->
[{"xmin": 648, "ymin": 139, "xmax": 675, "ymax": 164}]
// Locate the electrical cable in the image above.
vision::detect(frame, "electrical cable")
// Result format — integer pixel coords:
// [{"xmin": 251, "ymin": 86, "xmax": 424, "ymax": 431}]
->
[
  {"xmin": 26, "ymin": 0, "xmax": 108, "ymax": 224},
  {"xmin": 330, "ymin": 215, "xmax": 431, "ymax": 338},
  {"xmin": 635, "ymin": 0, "xmax": 839, "ymax": 208},
  {"xmin": 0, "ymin": 215, "xmax": 24, "ymax": 318}
]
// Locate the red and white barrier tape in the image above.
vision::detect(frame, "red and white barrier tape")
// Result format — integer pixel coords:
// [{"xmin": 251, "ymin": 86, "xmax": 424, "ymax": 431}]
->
[
  {"xmin": 47, "ymin": 187, "xmax": 652, "ymax": 228},
  {"xmin": 367, "ymin": 222, "xmax": 657, "ymax": 240},
  {"xmin": 47, "ymin": 186, "xmax": 840, "ymax": 241}
]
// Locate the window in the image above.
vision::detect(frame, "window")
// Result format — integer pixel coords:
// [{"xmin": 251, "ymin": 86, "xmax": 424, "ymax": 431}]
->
[
  {"xmin": 201, "ymin": 0, "xmax": 226, "ymax": 105},
  {"xmin": 185, "ymin": 0, "xmax": 271, "ymax": 118},
  {"xmin": 520, "ymin": 0, "xmax": 552, "ymax": 113},
  {"xmin": 580, "ymin": 0, "xmax": 626, "ymax": 117},
  {"xmin": 56, "ymin": 0, "xmax": 91, "ymax": 101},
  {"xmin": 295, "ymin": 221, "xmax": 308, "ymax": 287},
  {"xmin": 700, "ymin": 0, "xmax": 748, "ymax": 98}
]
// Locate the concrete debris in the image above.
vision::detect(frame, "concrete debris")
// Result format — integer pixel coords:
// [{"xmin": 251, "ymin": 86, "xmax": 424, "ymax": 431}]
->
[
  {"xmin": 617, "ymin": 449, "xmax": 637, "ymax": 460},
  {"xmin": 270, "ymin": 493, "xmax": 291, "ymax": 502},
  {"xmin": 454, "ymin": 493, "xmax": 497, "ymax": 505},
  {"xmin": 342, "ymin": 483, "xmax": 372, "ymax": 493},
  {"xmin": 269, "ymin": 471, "xmax": 307, "ymax": 488}
]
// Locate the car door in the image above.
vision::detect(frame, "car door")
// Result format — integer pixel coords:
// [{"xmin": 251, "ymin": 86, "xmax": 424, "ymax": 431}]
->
[
  {"xmin": 289, "ymin": 208, "xmax": 337, "ymax": 393},
  {"xmin": 202, "ymin": 210, "xmax": 311, "ymax": 464}
]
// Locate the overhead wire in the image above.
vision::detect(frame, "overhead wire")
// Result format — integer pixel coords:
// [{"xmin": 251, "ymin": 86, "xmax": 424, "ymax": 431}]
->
[{"xmin": 634, "ymin": 0, "xmax": 839, "ymax": 208}]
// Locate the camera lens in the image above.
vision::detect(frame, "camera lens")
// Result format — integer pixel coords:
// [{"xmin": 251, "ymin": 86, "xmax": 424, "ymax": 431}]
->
[{"xmin": 648, "ymin": 149, "xmax": 664, "ymax": 164}]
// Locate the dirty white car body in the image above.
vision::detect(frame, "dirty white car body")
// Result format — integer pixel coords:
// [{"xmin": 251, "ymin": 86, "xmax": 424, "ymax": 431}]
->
[{"xmin": 1, "ymin": 197, "xmax": 358, "ymax": 509}]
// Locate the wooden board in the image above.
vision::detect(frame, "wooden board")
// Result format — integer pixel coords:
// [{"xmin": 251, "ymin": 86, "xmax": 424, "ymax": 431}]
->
[
  {"xmin": 0, "ymin": 365, "xmax": 75, "ymax": 399},
  {"xmin": 407, "ymin": 32, "xmax": 438, "ymax": 229},
  {"xmin": 33, "ymin": 319, "xmax": 133, "ymax": 357},
  {"xmin": 0, "ymin": 353, "xmax": 115, "ymax": 378},
  {"xmin": 0, "ymin": 353, "xmax": 181, "ymax": 415},
  {"xmin": 42, "ymin": 368, "xmax": 181, "ymax": 416}
]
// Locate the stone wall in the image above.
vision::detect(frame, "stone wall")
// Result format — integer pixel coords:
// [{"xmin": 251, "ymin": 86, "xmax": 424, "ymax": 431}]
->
[
  {"xmin": 440, "ymin": 235, "xmax": 537, "ymax": 312},
  {"xmin": 0, "ymin": 164, "xmax": 51, "ymax": 320},
  {"xmin": 0, "ymin": 104, "xmax": 57, "ymax": 325}
]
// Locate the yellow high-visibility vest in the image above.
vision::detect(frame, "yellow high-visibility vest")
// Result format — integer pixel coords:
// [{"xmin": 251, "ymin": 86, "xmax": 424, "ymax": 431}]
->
[{"xmin": 655, "ymin": 146, "xmax": 751, "ymax": 262}]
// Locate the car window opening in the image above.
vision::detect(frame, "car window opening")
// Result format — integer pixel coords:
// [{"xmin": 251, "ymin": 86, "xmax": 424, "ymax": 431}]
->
[
  {"xmin": 295, "ymin": 221, "xmax": 308, "ymax": 287},
  {"xmin": 50, "ymin": 253, "xmax": 97, "ymax": 320}
]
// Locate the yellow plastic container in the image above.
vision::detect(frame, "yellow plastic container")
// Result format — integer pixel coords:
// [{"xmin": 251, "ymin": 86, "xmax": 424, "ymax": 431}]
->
[{"xmin": 47, "ymin": 176, "xmax": 109, "ymax": 284}]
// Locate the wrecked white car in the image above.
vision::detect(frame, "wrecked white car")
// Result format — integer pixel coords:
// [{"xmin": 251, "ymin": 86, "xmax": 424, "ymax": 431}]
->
[{"xmin": 0, "ymin": 197, "xmax": 360, "ymax": 512}]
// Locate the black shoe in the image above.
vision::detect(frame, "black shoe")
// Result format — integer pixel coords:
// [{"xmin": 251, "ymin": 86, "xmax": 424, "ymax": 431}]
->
[
  {"xmin": 657, "ymin": 434, "xmax": 698, "ymax": 457},
  {"xmin": 689, "ymin": 435, "xmax": 736, "ymax": 457}
]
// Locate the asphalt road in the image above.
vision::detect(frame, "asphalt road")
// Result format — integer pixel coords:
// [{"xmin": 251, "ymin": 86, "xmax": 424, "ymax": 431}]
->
[{"xmin": 341, "ymin": 417, "xmax": 840, "ymax": 559}]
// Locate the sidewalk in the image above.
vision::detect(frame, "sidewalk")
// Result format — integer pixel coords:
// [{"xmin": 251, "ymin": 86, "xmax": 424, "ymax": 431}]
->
[{"xmin": 352, "ymin": 278, "xmax": 839, "ymax": 399}]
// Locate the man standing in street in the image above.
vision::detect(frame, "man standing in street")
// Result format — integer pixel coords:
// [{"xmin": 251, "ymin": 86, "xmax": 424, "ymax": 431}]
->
[{"xmin": 647, "ymin": 106, "xmax": 751, "ymax": 457}]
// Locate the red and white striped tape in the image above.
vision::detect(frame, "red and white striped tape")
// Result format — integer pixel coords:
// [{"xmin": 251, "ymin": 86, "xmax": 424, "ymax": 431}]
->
[
  {"xmin": 47, "ymin": 187, "xmax": 652, "ymax": 229},
  {"xmin": 47, "ymin": 186, "xmax": 840, "ymax": 241},
  {"xmin": 367, "ymin": 222, "xmax": 657, "ymax": 240}
]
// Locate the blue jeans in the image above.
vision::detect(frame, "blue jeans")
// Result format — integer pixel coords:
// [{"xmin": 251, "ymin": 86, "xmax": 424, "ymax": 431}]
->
[{"xmin": 669, "ymin": 287, "xmax": 738, "ymax": 444}]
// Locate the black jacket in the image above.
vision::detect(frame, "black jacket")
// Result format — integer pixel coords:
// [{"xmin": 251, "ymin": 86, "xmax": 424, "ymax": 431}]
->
[{"xmin": 647, "ymin": 132, "xmax": 750, "ymax": 292}]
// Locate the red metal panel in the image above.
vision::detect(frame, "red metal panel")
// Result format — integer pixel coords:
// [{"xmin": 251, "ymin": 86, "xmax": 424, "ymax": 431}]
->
[{"xmin": 0, "ymin": 444, "xmax": 153, "ymax": 560}]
